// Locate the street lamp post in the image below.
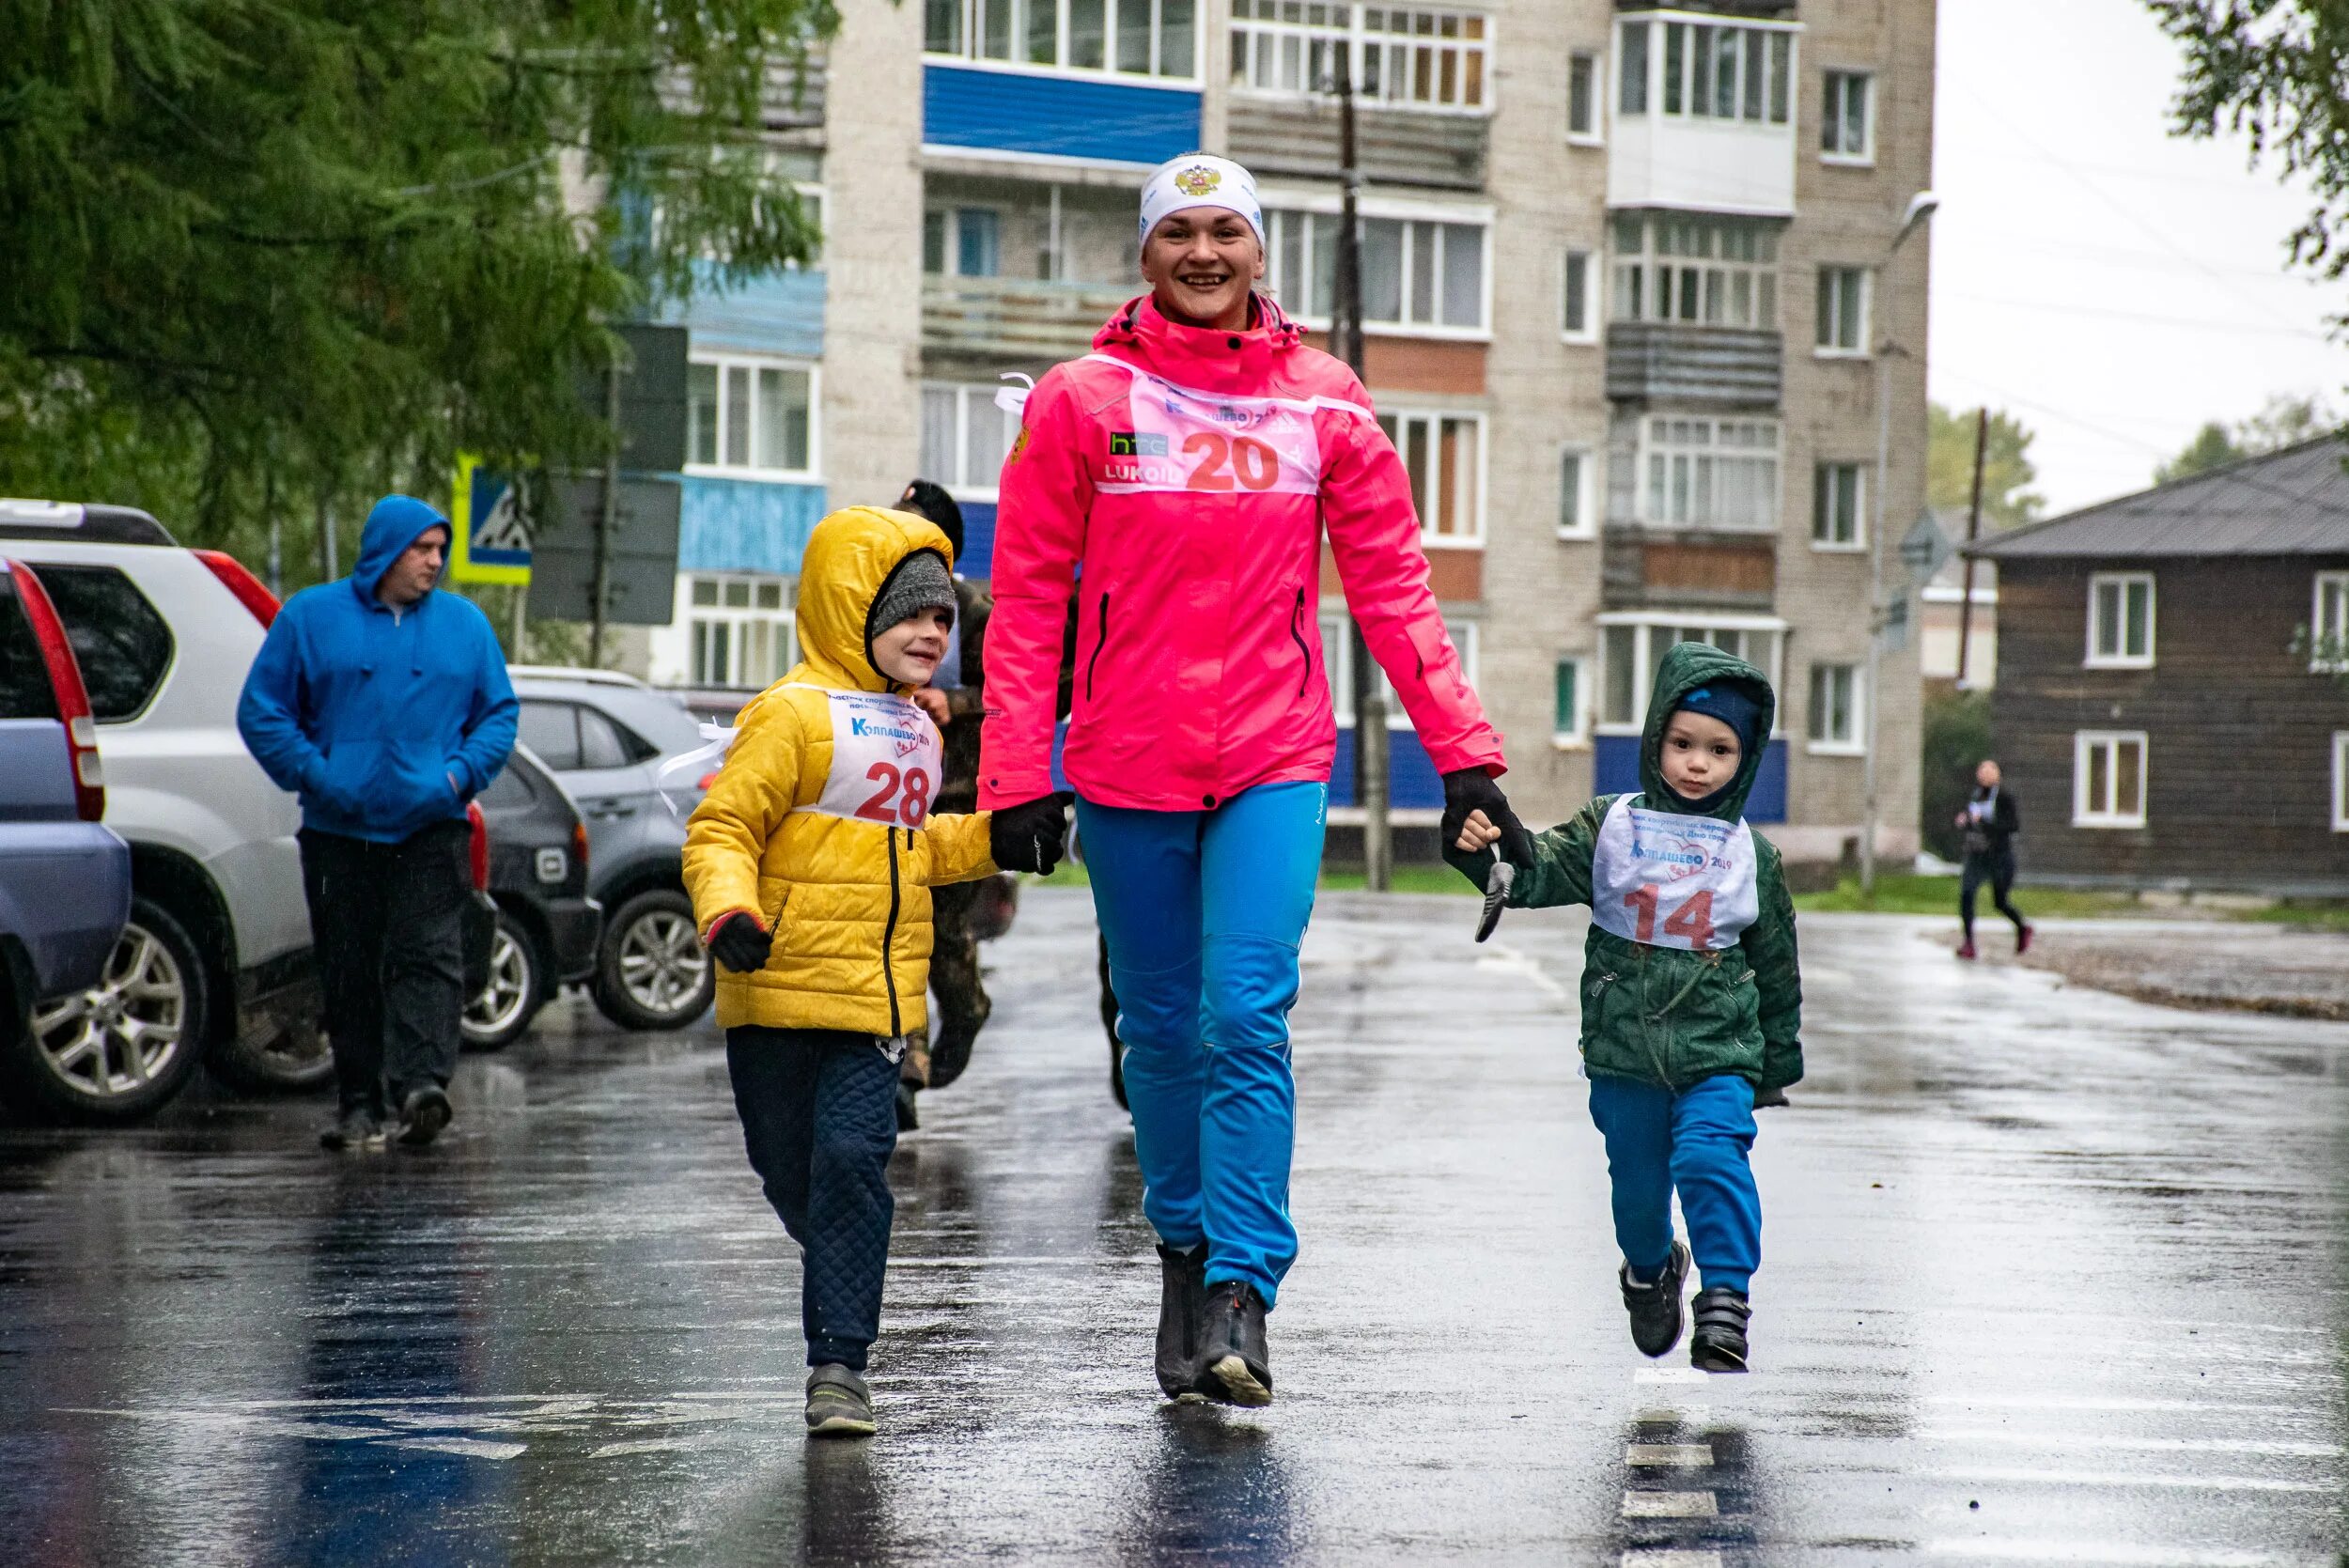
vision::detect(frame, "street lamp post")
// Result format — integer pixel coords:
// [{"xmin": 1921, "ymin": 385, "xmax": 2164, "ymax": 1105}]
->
[{"xmin": 1859, "ymin": 190, "xmax": 1938, "ymax": 900}]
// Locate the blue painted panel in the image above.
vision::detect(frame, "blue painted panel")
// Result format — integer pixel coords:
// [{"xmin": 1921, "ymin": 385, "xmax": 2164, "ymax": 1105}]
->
[
  {"xmin": 661, "ymin": 265, "xmax": 825, "ymax": 359},
  {"xmin": 1327, "ymin": 728, "xmax": 1444, "ymax": 811},
  {"xmin": 957, "ymin": 501, "xmax": 997, "ymax": 580},
  {"xmin": 924, "ymin": 65, "xmax": 1202, "ymax": 167},
  {"xmin": 1593, "ymin": 735, "xmax": 1787, "ymax": 824},
  {"xmin": 677, "ymin": 477, "xmax": 830, "ymax": 574}
]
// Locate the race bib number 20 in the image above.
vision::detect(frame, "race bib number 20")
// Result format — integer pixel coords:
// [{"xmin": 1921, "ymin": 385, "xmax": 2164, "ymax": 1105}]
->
[
  {"xmin": 809, "ymin": 690, "xmax": 943, "ymax": 831},
  {"xmin": 1094, "ymin": 365, "xmax": 1323, "ymax": 498},
  {"xmin": 1589, "ymin": 798, "xmax": 1760, "ymax": 953}
]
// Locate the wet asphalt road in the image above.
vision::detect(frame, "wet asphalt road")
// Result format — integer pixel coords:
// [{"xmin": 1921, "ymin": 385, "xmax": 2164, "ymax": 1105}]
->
[{"xmin": 2, "ymin": 888, "xmax": 2344, "ymax": 1567}]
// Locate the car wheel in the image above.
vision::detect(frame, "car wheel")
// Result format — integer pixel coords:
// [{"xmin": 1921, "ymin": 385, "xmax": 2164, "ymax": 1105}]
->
[
  {"xmin": 463, "ymin": 910, "xmax": 542, "ymax": 1050},
  {"xmin": 2, "ymin": 896, "xmax": 210, "ymax": 1123},
  {"xmin": 592, "ymin": 889, "xmax": 713, "ymax": 1032}
]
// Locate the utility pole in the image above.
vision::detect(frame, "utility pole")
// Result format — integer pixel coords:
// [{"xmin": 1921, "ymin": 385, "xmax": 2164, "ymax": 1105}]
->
[
  {"xmin": 1955, "ymin": 407, "xmax": 1988, "ymax": 687},
  {"xmin": 1332, "ymin": 55, "xmax": 1392, "ymax": 891},
  {"xmin": 264, "ymin": 467, "xmax": 281, "ymax": 598},
  {"xmin": 590, "ymin": 360, "xmax": 620, "ymax": 667}
]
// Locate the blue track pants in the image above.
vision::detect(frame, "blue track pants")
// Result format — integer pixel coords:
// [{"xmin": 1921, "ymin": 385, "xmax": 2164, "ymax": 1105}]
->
[
  {"xmin": 1075, "ymin": 782, "xmax": 1326, "ymax": 1307},
  {"xmin": 1587, "ymin": 1073, "xmax": 1762, "ymax": 1295}
]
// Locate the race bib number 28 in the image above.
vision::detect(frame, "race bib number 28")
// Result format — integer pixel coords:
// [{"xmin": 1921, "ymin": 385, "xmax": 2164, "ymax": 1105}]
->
[
  {"xmin": 1589, "ymin": 798, "xmax": 1760, "ymax": 953},
  {"xmin": 809, "ymin": 690, "xmax": 943, "ymax": 831}
]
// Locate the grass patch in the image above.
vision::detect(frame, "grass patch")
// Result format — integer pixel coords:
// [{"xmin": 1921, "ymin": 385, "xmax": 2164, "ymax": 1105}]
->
[
  {"xmin": 1318, "ymin": 863, "xmax": 1478, "ymax": 895},
  {"xmin": 1793, "ymin": 874, "xmax": 2142, "ymax": 919}
]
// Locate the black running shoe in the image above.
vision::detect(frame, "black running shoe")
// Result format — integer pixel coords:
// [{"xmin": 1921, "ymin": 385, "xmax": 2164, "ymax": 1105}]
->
[
  {"xmin": 396, "ymin": 1086, "xmax": 452, "ymax": 1147},
  {"xmin": 1621, "ymin": 1240, "xmax": 1690, "ymax": 1358},
  {"xmin": 320, "ymin": 1108, "xmax": 386, "ymax": 1152},
  {"xmin": 1154, "ymin": 1242, "xmax": 1209, "ymax": 1400},
  {"xmin": 1193, "ymin": 1280, "xmax": 1273, "ymax": 1407},
  {"xmin": 805, "ymin": 1363, "xmax": 876, "ymax": 1437},
  {"xmin": 1689, "ymin": 1287, "xmax": 1751, "ymax": 1373}
]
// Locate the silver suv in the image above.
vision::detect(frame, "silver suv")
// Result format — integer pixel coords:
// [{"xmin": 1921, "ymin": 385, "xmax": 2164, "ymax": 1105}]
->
[{"xmin": 508, "ymin": 669, "xmax": 713, "ymax": 1031}]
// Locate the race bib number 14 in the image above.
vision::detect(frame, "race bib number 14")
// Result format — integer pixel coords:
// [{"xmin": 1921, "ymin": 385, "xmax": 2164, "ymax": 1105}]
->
[{"xmin": 1589, "ymin": 797, "xmax": 1760, "ymax": 953}]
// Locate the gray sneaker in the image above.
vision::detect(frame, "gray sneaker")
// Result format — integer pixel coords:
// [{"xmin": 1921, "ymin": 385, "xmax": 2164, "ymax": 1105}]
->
[
  {"xmin": 805, "ymin": 1364, "xmax": 876, "ymax": 1438},
  {"xmin": 319, "ymin": 1108, "xmax": 386, "ymax": 1152}
]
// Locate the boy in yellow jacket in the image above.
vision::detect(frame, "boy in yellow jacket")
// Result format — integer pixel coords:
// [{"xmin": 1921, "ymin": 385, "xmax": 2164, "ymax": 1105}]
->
[{"xmin": 684, "ymin": 506, "xmax": 1056, "ymax": 1437}]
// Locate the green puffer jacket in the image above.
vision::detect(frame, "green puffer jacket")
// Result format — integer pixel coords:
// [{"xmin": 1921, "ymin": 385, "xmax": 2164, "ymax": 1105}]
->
[{"xmin": 1502, "ymin": 642, "xmax": 1803, "ymax": 1094}]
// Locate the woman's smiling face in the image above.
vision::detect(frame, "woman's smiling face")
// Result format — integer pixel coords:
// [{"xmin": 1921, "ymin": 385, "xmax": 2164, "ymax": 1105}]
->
[{"xmin": 1141, "ymin": 208, "xmax": 1265, "ymax": 330}]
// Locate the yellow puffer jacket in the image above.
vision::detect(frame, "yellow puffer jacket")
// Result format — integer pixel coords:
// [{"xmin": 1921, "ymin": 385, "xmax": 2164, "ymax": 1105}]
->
[{"xmin": 682, "ymin": 506, "xmax": 997, "ymax": 1036}]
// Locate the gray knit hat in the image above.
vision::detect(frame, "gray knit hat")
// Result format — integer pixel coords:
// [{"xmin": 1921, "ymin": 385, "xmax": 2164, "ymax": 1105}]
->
[{"xmin": 863, "ymin": 548, "xmax": 957, "ymax": 665}]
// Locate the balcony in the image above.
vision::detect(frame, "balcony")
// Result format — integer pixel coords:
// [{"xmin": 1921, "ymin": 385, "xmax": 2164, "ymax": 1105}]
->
[
  {"xmin": 922, "ymin": 275, "xmax": 1134, "ymax": 369},
  {"xmin": 1607, "ymin": 12, "xmax": 1798, "ymax": 215},
  {"xmin": 1600, "ymin": 523, "xmax": 1776, "ymax": 613},
  {"xmin": 1605, "ymin": 323, "xmax": 1781, "ymax": 408},
  {"xmin": 1226, "ymin": 98, "xmax": 1487, "ymax": 192}
]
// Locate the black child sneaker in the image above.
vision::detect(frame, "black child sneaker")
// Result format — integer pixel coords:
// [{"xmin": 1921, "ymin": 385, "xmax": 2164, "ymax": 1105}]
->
[
  {"xmin": 1689, "ymin": 1287, "xmax": 1751, "ymax": 1373},
  {"xmin": 1620, "ymin": 1240, "xmax": 1691, "ymax": 1358},
  {"xmin": 1154, "ymin": 1242, "xmax": 1209, "ymax": 1401},
  {"xmin": 319, "ymin": 1108, "xmax": 386, "ymax": 1152},
  {"xmin": 804, "ymin": 1364, "xmax": 877, "ymax": 1437},
  {"xmin": 396, "ymin": 1086, "xmax": 453, "ymax": 1147},
  {"xmin": 1192, "ymin": 1281, "xmax": 1273, "ymax": 1407}
]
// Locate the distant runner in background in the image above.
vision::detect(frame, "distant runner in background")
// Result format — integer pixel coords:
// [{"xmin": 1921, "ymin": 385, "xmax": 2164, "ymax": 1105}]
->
[{"xmin": 1955, "ymin": 758, "xmax": 2030, "ymax": 960}]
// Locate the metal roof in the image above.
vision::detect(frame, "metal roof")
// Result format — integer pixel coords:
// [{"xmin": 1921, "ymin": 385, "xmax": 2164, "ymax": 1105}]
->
[{"xmin": 1970, "ymin": 434, "xmax": 2349, "ymax": 560}]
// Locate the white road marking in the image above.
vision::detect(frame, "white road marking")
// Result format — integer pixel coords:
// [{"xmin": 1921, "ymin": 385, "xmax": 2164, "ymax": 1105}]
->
[
  {"xmin": 1925, "ymin": 1428, "xmax": 2342, "ymax": 1459},
  {"xmin": 1625, "ymin": 1443, "xmax": 1714, "ymax": 1467},
  {"xmin": 1632, "ymin": 1405, "xmax": 1712, "ymax": 1426},
  {"xmin": 1633, "ymin": 1367, "xmax": 1712, "ymax": 1385},
  {"xmin": 1622, "ymin": 1491, "xmax": 1719, "ymax": 1518},
  {"xmin": 590, "ymin": 1438, "xmax": 704, "ymax": 1458},
  {"xmin": 390, "ymin": 1437, "xmax": 529, "ymax": 1461},
  {"xmin": 1919, "ymin": 1543, "xmax": 2319, "ymax": 1566},
  {"xmin": 1476, "ymin": 942, "xmax": 1571, "ymax": 1001},
  {"xmin": 1928, "ymin": 1467, "xmax": 2332, "ymax": 1494},
  {"xmin": 1620, "ymin": 1551, "xmax": 1722, "ymax": 1568}
]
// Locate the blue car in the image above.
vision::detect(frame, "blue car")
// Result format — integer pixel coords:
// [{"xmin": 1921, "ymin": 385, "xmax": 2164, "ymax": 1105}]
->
[{"xmin": 0, "ymin": 558, "xmax": 132, "ymax": 1116}]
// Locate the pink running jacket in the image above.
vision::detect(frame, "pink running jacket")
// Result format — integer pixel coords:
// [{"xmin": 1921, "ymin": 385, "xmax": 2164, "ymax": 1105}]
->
[{"xmin": 979, "ymin": 294, "xmax": 1505, "ymax": 812}]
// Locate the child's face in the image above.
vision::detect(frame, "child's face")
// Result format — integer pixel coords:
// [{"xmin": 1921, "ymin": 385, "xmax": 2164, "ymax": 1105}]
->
[
  {"xmin": 1660, "ymin": 710, "xmax": 1743, "ymax": 801},
  {"xmin": 871, "ymin": 609, "xmax": 954, "ymax": 687}
]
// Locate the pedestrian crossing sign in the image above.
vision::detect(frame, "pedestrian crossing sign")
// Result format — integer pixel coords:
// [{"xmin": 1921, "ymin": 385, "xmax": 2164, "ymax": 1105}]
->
[{"xmin": 449, "ymin": 455, "xmax": 532, "ymax": 585}]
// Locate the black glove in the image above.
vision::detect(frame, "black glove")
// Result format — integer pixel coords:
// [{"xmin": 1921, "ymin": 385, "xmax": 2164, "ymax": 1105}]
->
[
  {"xmin": 706, "ymin": 913, "xmax": 774, "ymax": 974},
  {"xmin": 1753, "ymin": 1085, "xmax": 1792, "ymax": 1110},
  {"xmin": 990, "ymin": 792, "xmax": 1072, "ymax": 876},
  {"xmin": 1439, "ymin": 768, "xmax": 1534, "ymax": 889}
]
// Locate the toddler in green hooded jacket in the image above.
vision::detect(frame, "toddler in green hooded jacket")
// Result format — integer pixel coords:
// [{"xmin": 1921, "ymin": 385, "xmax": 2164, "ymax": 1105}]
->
[{"xmin": 1452, "ymin": 641, "xmax": 1802, "ymax": 1372}]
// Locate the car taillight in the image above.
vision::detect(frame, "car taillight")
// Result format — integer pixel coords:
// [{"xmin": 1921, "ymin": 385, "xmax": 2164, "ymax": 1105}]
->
[
  {"xmin": 572, "ymin": 820, "xmax": 590, "ymax": 879},
  {"xmin": 8, "ymin": 561, "xmax": 104, "ymax": 822},
  {"xmin": 193, "ymin": 549, "xmax": 280, "ymax": 628},
  {"xmin": 465, "ymin": 800, "xmax": 490, "ymax": 892}
]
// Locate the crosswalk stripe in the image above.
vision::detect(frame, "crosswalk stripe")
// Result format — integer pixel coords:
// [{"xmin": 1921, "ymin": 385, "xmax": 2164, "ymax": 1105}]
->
[
  {"xmin": 1626, "ymin": 1443, "xmax": 1714, "ymax": 1467},
  {"xmin": 1620, "ymin": 1551, "xmax": 1723, "ymax": 1568},
  {"xmin": 1621, "ymin": 1490, "xmax": 1719, "ymax": 1518}
]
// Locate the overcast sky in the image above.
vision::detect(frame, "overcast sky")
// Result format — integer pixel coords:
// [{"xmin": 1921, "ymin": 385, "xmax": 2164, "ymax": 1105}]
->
[{"xmin": 1928, "ymin": 0, "xmax": 2345, "ymax": 514}]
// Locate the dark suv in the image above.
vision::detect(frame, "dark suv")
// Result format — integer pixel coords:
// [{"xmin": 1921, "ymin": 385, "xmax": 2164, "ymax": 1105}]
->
[{"xmin": 463, "ymin": 745, "xmax": 600, "ymax": 1049}]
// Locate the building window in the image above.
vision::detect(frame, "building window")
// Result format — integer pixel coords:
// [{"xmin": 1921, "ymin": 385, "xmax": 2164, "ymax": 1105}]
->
[
  {"xmin": 1229, "ymin": 1, "xmax": 1490, "ymax": 112},
  {"xmin": 1266, "ymin": 210, "xmax": 1488, "ymax": 333},
  {"xmin": 1562, "ymin": 248, "xmax": 1597, "ymax": 341},
  {"xmin": 1321, "ymin": 613, "xmax": 1479, "ymax": 727},
  {"xmin": 1640, "ymin": 415, "xmax": 1780, "ymax": 531},
  {"xmin": 1815, "ymin": 265, "xmax": 1870, "ymax": 355},
  {"xmin": 920, "ymin": 383, "xmax": 1022, "ymax": 498},
  {"xmin": 2334, "ymin": 732, "xmax": 2349, "ymax": 832},
  {"xmin": 1378, "ymin": 411, "xmax": 1484, "ymax": 543},
  {"xmin": 1598, "ymin": 618, "xmax": 1783, "ymax": 731},
  {"xmin": 1812, "ymin": 461, "xmax": 1864, "ymax": 549},
  {"xmin": 1567, "ymin": 50, "xmax": 1602, "ymax": 142},
  {"xmin": 924, "ymin": 208, "xmax": 1002, "ymax": 278},
  {"xmin": 2086, "ymin": 571, "xmax": 2155, "ymax": 668},
  {"xmin": 1618, "ymin": 16, "xmax": 1791, "ymax": 125},
  {"xmin": 2074, "ymin": 731, "xmax": 2148, "ymax": 828},
  {"xmin": 927, "ymin": 0, "xmax": 1200, "ymax": 80},
  {"xmin": 687, "ymin": 356, "xmax": 817, "ymax": 477},
  {"xmin": 1554, "ymin": 656, "xmax": 1590, "ymax": 745},
  {"xmin": 1807, "ymin": 662, "xmax": 1860, "ymax": 753},
  {"xmin": 1558, "ymin": 446, "xmax": 1596, "ymax": 538},
  {"xmin": 1263, "ymin": 209, "xmax": 1343, "ymax": 318},
  {"xmin": 684, "ymin": 574, "xmax": 799, "ymax": 689},
  {"xmin": 2311, "ymin": 570, "xmax": 2349, "ymax": 671},
  {"xmin": 1821, "ymin": 70, "xmax": 1874, "ymax": 163},
  {"xmin": 1610, "ymin": 213, "xmax": 1780, "ymax": 332}
]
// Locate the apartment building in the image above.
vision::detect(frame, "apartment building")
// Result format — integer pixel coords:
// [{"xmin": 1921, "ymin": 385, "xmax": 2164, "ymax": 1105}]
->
[{"xmin": 627, "ymin": 0, "xmax": 1937, "ymax": 865}]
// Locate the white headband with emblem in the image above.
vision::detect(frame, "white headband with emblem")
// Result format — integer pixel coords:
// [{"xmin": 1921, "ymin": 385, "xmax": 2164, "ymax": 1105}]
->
[{"xmin": 1138, "ymin": 153, "xmax": 1265, "ymax": 251}]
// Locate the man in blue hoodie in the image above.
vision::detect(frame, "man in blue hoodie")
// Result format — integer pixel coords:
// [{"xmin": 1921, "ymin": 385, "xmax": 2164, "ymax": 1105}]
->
[{"xmin": 239, "ymin": 495, "xmax": 518, "ymax": 1151}]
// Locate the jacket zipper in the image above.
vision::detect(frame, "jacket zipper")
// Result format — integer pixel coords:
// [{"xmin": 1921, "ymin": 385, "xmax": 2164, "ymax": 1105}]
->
[
  {"xmin": 1288, "ymin": 587, "xmax": 1312, "ymax": 697},
  {"xmin": 1084, "ymin": 591, "xmax": 1110, "ymax": 704},
  {"xmin": 881, "ymin": 826, "xmax": 903, "ymax": 1037}
]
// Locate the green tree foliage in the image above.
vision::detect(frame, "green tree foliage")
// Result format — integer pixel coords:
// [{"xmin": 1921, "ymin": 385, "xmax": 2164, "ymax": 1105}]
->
[
  {"xmin": 0, "ymin": 0, "xmax": 832, "ymax": 583},
  {"xmin": 1920, "ymin": 687, "xmax": 1993, "ymax": 862},
  {"xmin": 2154, "ymin": 392, "xmax": 2336, "ymax": 483},
  {"xmin": 1925, "ymin": 403, "xmax": 2044, "ymax": 533}
]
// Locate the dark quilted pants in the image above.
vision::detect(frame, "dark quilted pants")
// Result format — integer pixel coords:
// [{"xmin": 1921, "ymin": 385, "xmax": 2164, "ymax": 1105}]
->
[{"xmin": 726, "ymin": 1027, "xmax": 900, "ymax": 1370}]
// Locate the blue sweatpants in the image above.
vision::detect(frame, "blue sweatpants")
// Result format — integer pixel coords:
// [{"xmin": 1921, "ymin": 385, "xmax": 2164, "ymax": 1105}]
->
[
  {"xmin": 1075, "ymin": 782, "xmax": 1326, "ymax": 1307},
  {"xmin": 1587, "ymin": 1073, "xmax": 1762, "ymax": 1295}
]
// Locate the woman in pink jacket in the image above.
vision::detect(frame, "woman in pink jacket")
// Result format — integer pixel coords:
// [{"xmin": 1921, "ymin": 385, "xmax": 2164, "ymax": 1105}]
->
[{"xmin": 981, "ymin": 153, "xmax": 1531, "ymax": 1406}]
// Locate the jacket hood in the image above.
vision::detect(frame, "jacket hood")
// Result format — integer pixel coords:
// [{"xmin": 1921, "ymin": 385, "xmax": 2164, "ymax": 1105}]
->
[
  {"xmin": 1640, "ymin": 641, "xmax": 1776, "ymax": 821},
  {"xmin": 351, "ymin": 495, "xmax": 452, "ymax": 603},
  {"xmin": 795, "ymin": 506, "xmax": 957, "ymax": 693}
]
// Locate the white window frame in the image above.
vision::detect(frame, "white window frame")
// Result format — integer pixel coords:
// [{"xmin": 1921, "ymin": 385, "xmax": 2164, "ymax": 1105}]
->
[
  {"xmin": 1228, "ymin": 1, "xmax": 1492, "ymax": 114},
  {"xmin": 678, "ymin": 573, "xmax": 801, "ymax": 690},
  {"xmin": 1557, "ymin": 444, "xmax": 1598, "ymax": 539},
  {"xmin": 1595, "ymin": 613, "xmax": 1787, "ymax": 737},
  {"xmin": 2310, "ymin": 570, "xmax": 2349, "ymax": 672},
  {"xmin": 1567, "ymin": 49, "xmax": 1604, "ymax": 144},
  {"xmin": 925, "ymin": 0, "xmax": 1205, "ymax": 84},
  {"xmin": 1637, "ymin": 414, "xmax": 1781, "ymax": 532},
  {"xmin": 1561, "ymin": 246, "xmax": 1599, "ymax": 343},
  {"xmin": 920, "ymin": 381, "xmax": 1022, "ymax": 502},
  {"xmin": 1378, "ymin": 409, "xmax": 1486, "ymax": 546},
  {"xmin": 2074, "ymin": 730, "xmax": 2149, "ymax": 829},
  {"xmin": 685, "ymin": 353, "xmax": 821, "ymax": 480},
  {"xmin": 1263, "ymin": 200, "xmax": 1493, "ymax": 338},
  {"xmin": 2085, "ymin": 571, "xmax": 2156, "ymax": 669},
  {"xmin": 1811, "ymin": 460, "xmax": 1866, "ymax": 551},
  {"xmin": 1814, "ymin": 265, "xmax": 1871, "ymax": 358},
  {"xmin": 1613, "ymin": 13, "xmax": 1796, "ymax": 125},
  {"xmin": 1821, "ymin": 69, "xmax": 1875, "ymax": 164},
  {"xmin": 924, "ymin": 206, "xmax": 1003, "ymax": 279},
  {"xmin": 2334, "ymin": 732, "xmax": 2349, "ymax": 832},
  {"xmin": 1806, "ymin": 661, "xmax": 1863, "ymax": 755},
  {"xmin": 1321, "ymin": 613, "xmax": 1479, "ymax": 729},
  {"xmin": 1553, "ymin": 654, "xmax": 1592, "ymax": 748},
  {"xmin": 1610, "ymin": 212, "xmax": 1781, "ymax": 333}
]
